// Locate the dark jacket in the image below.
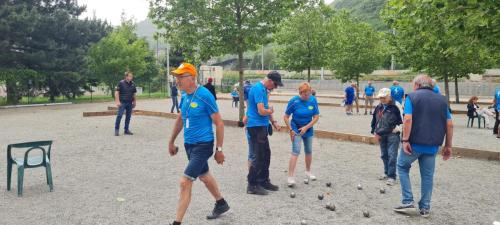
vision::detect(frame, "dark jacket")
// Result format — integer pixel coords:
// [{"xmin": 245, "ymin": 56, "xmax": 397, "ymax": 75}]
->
[
  {"xmin": 466, "ymin": 103, "xmax": 478, "ymax": 117},
  {"xmin": 171, "ymin": 85, "xmax": 178, "ymax": 97},
  {"xmin": 204, "ymin": 83, "xmax": 217, "ymax": 100},
  {"xmin": 371, "ymin": 103, "xmax": 402, "ymax": 136},
  {"xmin": 116, "ymin": 80, "xmax": 137, "ymax": 102}
]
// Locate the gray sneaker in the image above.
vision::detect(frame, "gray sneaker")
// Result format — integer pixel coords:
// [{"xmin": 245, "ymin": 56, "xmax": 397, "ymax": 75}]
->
[
  {"xmin": 419, "ymin": 208, "xmax": 430, "ymax": 218},
  {"xmin": 393, "ymin": 203, "xmax": 416, "ymax": 214},
  {"xmin": 386, "ymin": 178, "xmax": 396, "ymax": 186}
]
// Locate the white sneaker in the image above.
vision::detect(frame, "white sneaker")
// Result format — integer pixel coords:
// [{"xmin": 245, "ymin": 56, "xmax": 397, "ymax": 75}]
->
[
  {"xmin": 306, "ymin": 171, "xmax": 317, "ymax": 181},
  {"xmin": 287, "ymin": 177, "xmax": 296, "ymax": 187},
  {"xmin": 386, "ymin": 178, "xmax": 396, "ymax": 186}
]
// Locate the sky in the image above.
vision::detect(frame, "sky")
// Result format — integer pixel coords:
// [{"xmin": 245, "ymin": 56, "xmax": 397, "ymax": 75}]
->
[{"xmin": 79, "ymin": 0, "xmax": 336, "ymax": 26}]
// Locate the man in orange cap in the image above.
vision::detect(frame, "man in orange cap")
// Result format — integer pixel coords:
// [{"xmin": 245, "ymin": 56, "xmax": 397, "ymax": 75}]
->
[{"xmin": 168, "ymin": 63, "xmax": 229, "ymax": 224}]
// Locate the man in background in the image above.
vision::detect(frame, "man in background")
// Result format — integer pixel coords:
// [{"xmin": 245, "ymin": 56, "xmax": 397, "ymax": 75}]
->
[
  {"xmin": 363, "ymin": 80, "xmax": 376, "ymax": 115},
  {"xmin": 204, "ymin": 77, "xmax": 217, "ymax": 100},
  {"xmin": 390, "ymin": 80, "xmax": 405, "ymax": 104},
  {"xmin": 114, "ymin": 71, "xmax": 137, "ymax": 136},
  {"xmin": 170, "ymin": 81, "xmax": 180, "ymax": 113}
]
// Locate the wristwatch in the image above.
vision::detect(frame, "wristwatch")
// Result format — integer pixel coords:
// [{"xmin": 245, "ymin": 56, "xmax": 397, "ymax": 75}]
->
[{"xmin": 216, "ymin": 147, "xmax": 223, "ymax": 152}]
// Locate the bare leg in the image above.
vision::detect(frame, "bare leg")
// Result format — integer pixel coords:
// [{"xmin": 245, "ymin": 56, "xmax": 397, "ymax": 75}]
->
[
  {"xmin": 175, "ymin": 177, "xmax": 193, "ymax": 222},
  {"xmin": 199, "ymin": 173, "xmax": 223, "ymax": 201},
  {"xmin": 288, "ymin": 155, "xmax": 299, "ymax": 177},
  {"xmin": 305, "ymin": 154, "xmax": 312, "ymax": 172}
]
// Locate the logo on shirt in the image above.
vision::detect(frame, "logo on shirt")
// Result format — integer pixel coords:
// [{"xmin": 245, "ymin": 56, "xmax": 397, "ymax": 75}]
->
[
  {"xmin": 190, "ymin": 102, "xmax": 198, "ymax": 108},
  {"xmin": 308, "ymin": 106, "xmax": 314, "ymax": 110}
]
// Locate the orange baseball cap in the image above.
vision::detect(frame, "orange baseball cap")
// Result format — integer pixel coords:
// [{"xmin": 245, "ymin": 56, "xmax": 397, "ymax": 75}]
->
[{"xmin": 171, "ymin": 63, "xmax": 197, "ymax": 76}]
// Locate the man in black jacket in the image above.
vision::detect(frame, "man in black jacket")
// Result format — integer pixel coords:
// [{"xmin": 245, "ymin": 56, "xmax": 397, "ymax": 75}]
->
[
  {"xmin": 371, "ymin": 88, "xmax": 402, "ymax": 186},
  {"xmin": 204, "ymin": 77, "xmax": 217, "ymax": 100},
  {"xmin": 114, "ymin": 71, "xmax": 137, "ymax": 136}
]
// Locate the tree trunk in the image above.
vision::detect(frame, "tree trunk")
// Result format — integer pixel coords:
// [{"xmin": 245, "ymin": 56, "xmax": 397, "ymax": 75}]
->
[
  {"xmin": 307, "ymin": 66, "xmax": 311, "ymax": 83},
  {"xmin": 454, "ymin": 75, "xmax": 459, "ymax": 103},
  {"xmin": 237, "ymin": 49, "xmax": 245, "ymax": 126},
  {"xmin": 6, "ymin": 79, "xmax": 19, "ymax": 105},
  {"xmin": 444, "ymin": 73, "xmax": 450, "ymax": 105}
]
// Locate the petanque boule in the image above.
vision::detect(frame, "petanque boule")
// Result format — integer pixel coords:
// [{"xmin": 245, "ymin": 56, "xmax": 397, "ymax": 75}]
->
[
  {"xmin": 357, "ymin": 184, "xmax": 363, "ymax": 190},
  {"xmin": 301, "ymin": 219, "xmax": 307, "ymax": 225},
  {"xmin": 363, "ymin": 210, "xmax": 370, "ymax": 218},
  {"xmin": 379, "ymin": 187, "xmax": 386, "ymax": 194},
  {"xmin": 290, "ymin": 192, "xmax": 296, "ymax": 198},
  {"xmin": 326, "ymin": 182, "xmax": 332, "ymax": 187},
  {"xmin": 326, "ymin": 202, "xmax": 336, "ymax": 211},
  {"xmin": 318, "ymin": 194, "xmax": 324, "ymax": 200},
  {"xmin": 304, "ymin": 179, "xmax": 309, "ymax": 185}
]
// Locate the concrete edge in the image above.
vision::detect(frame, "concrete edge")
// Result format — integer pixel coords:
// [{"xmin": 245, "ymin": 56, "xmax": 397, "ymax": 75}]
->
[
  {"xmin": 0, "ymin": 102, "xmax": 73, "ymax": 109},
  {"xmin": 85, "ymin": 108, "xmax": 498, "ymax": 161},
  {"xmin": 217, "ymin": 96, "xmax": 468, "ymax": 115}
]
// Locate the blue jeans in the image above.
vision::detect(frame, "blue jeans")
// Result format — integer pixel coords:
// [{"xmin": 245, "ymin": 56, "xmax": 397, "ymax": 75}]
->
[
  {"xmin": 183, "ymin": 141, "xmax": 214, "ymax": 181},
  {"xmin": 397, "ymin": 148, "xmax": 436, "ymax": 210},
  {"xmin": 292, "ymin": 135, "xmax": 313, "ymax": 156},
  {"xmin": 115, "ymin": 102, "xmax": 133, "ymax": 131},
  {"xmin": 379, "ymin": 133, "xmax": 400, "ymax": 179}
]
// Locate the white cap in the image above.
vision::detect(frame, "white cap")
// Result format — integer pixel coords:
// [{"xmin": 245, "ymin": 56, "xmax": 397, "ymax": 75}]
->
[{"xmin": 377, "ymin": 88, "xmax": 391, "ymax": 98}]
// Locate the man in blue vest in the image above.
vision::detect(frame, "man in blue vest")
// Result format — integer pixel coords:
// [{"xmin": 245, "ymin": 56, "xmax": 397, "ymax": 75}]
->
[
  {"xmin": 393, "ymin": 74, "xmax": 453, "ymax": 218},
  {"xmin": 494, "ymin": 88, "xmax": 500, "ymax": 137},
  {"xmin": 390, "ymin": 80, "xmax": 405, "ymax": 104},
  {"xmin": 114, "ymin": 71, "xmax": 137, "ymax": 136},
  {"xmin": 168, "ymin": 63, "xmax": 229, "ymax": 224}
]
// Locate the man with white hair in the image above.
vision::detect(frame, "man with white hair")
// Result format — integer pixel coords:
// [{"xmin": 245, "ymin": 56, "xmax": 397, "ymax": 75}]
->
[{"xmin": 394, "ymin": 74, "xmax": 453, "ymax": 218}]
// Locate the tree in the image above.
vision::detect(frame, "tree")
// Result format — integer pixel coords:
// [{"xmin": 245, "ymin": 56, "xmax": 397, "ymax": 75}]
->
[
  {"xmin": 87, "ymin": 21, "xmax": 151, "ymax": 96},
  {"xmin": 328, "ymin": 11, "xmax": 386, "ymax": 86},
  {"xmin": 149, "ymin": 0, "xmax": 304, "ymax": 124},
  {"xmin": 382, "ymin": 0, "xmax": 496, "ymax": 103},
  {"xmin": 0, "ymin": 0, "xmax": 111, "ymax": 104},
  {"xmin": 275, "ymin": 4, "xmax": 333, "ymax": 82}
]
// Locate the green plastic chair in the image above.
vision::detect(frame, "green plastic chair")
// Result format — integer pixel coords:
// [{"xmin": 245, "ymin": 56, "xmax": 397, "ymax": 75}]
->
[{"xmin": 7, "ymin": 141, "xmax": 54, "ymax": 197}]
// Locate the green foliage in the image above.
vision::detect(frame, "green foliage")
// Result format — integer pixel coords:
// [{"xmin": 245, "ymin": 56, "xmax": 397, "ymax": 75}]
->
[
  {"xmin": 332, "ymin": 0, "xmax": 387, "ymax": 31},
  {"xmin": 382, "ymin": 0, "xmax": 497, "ymax": 103},
  {"xmin": 87, "ymin": 20, "xmax": 151, "ymax": 95},
  {"xmin": 0, "ymin": 0, "xmax": 111, "ymax": 104},
  {"xmin": 328, "ymin": 11, "xmax": 387, "ymax": 85},
  {"xmin": 274, "ymin": 4, "xmax": 334, "ymax": 82}
]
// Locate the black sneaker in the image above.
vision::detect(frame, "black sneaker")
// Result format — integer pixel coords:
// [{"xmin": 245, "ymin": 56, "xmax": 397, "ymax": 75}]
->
[
  {"xmin": 115, "ymin": 130, "xmax": 119, "ymax": 136},
  {"xmin": 246, "ymin": 184, "xmax": 268, "ymax": 195},
  {"xmin": 124, "ymin": 130, "xmax": 134, "ymax": 135},
  {"xmin": 261, "ymin": 181, "xmax": 279, "ymax": 191},
  {"xmin": 206, "ymin": 200, "xmax": 230, "ymax": 220},
  {"xmin": 393, "ymin": 203, "xmax": 416, "ymax": 214},
  {"xmin": 419, "ymin": 208, "xmax": 430, "ymax": 218}
]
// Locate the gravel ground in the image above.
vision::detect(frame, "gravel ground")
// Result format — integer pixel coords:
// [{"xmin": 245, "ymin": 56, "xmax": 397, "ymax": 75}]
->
[
  {"xmin": 138, "ymin": 99, "xmax": 500, "ymax": 152},
  {"xmin": 0, "ymin": 101, "xmax": 499, "ymax": 225}
]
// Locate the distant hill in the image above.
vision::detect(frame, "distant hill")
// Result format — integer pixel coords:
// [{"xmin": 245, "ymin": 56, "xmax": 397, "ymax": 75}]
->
[
  {"xmin": 331, "ymin": 0, "xmax": 388, "ymax": 31},
  {"xmin": 135, "ymin": 19, "xmax": 167, "ymax": 50}
]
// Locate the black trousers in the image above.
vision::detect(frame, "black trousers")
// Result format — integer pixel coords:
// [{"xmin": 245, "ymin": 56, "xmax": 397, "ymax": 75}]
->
[
  {"xmin": 494, "ymin": 109, "xmax": 499, "ymax": 135},
  {"xmin": 247, "ymin": 126, "xmax": 271, "ymax": 185}
]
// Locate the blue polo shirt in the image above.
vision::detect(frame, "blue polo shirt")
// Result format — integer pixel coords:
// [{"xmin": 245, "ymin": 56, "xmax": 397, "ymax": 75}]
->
[
  {"xmin": 285, "ymin": 96, "xmax": 320, "ymax": 138},
  {"xmin": 180, "ymin": 86, "xmax": 218, "ymax": 144},
  {"xmin": 495, "ymin": 88, "xmax": 500, "ymax": 110},
  {"xmin": 345, "ymin": 86, "xmax": 355, "ymax": 101},
  {"xmin": 433, "ymin": 85, "xmax": 440, "ymax": 94},
  {"xmin": 390, "ymin": 85, "xmax": 405, "ymax": 104},
  {"xmin": 244, "ymin": 84, "xmax": 252, "ymax": 101},
  {"xmin": 404, "ymin": 97, "xmax": 451, "ymax": 154},
  {"xmin": 364, "ymin": 85, "xmax": 375, "ymax": 97},
  {"xmin": 247, "ymin": 82, "xmax": 269, "ymax": 127}
]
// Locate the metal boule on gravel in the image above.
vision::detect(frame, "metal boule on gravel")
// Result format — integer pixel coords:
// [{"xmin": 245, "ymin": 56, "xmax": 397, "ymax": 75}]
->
[
  {"xmin": 301, "ymin": 219, "xmax": 307, "ymax": 225},
  {"xmin": 357, "ymin": 184, "xmax": 363, "ymax": 190},
  {"xmin": 363, "ymin": 210, "xmax": 370, "ymax": 218},
  {"xmin": 304, "ymin": 179, "xmax": 309, "ymax": 185},
  {"xmin": 318, "ymin": 194, "xmax": 324, "ymax": 200},
  {"xmin": 326, "ymin": 202, "xmax": 336, "ymax": 211},
  {"xmin": 290, "ymin": 192, "xmax": 296, "ymax": 198},
  {"xmin": 326, "ymin": 182, "xmax": 332, "ymax": 187},
  {"xmin": 380, "ymin": 188, "xmax": 386, "ymax": 194}
]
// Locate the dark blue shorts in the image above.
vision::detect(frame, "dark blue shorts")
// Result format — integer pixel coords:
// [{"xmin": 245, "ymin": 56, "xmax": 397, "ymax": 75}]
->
[
  {"xmin": 345, "ymin": 99, "xmax": 354, "ymax": 105},
  {"xmin": 183, "ymin": 141, "xmax": 214, "ymax": 181}
]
